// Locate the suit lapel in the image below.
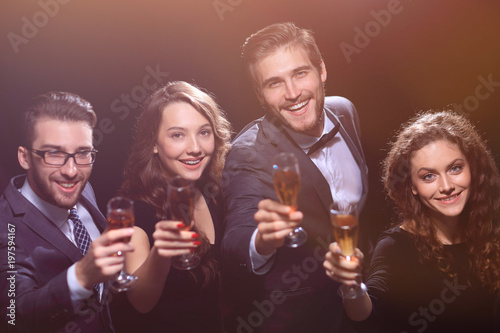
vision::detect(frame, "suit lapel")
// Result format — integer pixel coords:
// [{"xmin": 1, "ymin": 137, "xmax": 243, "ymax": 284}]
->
[
  {"xmin": 328, "ymin": 111, "xmax": 369, "ymax": 209},
  {"xmin": 4, "ymin": 176, "xmax": 82, "ymax": 262},
  {"xmin": 23, "ymin": 205, "xmax": 84, "ymax": 262},
  {"xmin": 79, "ymin": 187, "xmax": 112, "ymax": 304},
  {"xmin": 80, "ymin": 187, "xmax": 108, "ymax": 232},
  {"xmin": 6, "ymin": 177, "xmax": 107, "ymax": 263},
  {"xmin": 329, "ymin": 112, "xmax": 366, "ymax": 178}
]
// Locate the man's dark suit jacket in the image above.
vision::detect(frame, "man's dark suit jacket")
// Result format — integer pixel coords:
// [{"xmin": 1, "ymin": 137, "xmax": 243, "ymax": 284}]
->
[
  {"xmin": 0, "ymin": 175, "xmax": 114, "ymax": 333},
  {"xmin": 221, "ymin": 96, "xmax": 369, "ymax": 333}
]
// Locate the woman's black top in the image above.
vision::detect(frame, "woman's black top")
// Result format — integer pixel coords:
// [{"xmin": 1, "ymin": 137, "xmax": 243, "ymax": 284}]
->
[
  {"xmin": 110, "ymin": 181, "xmax": 225, "ymax": 333},
  {"xmin": 365, "ymin": 227, "xmax": 497, "ymax": 333}
]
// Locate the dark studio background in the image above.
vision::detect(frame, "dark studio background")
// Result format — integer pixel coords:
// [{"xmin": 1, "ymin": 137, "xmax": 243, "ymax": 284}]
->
[{"xmin": 1, "ymin": 0, "xmax": 499, "ymax": 245}]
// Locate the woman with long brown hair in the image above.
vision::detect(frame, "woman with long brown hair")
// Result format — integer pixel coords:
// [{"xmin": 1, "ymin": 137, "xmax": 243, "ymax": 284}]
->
[
  {"xmin": 110, "ymin": 81, "xmax": 232, "ymax": 332},
  {"xmin": 324, "ymin": 110, "xmax": 500, "ymax": 332}
]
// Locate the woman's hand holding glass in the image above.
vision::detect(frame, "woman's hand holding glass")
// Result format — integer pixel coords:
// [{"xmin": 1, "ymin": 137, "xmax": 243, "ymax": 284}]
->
[
  {"xmin": 326, "ymin": 202, "xmax": 367, "ymax": 299},
  {"xmin": 166, "ymin": 176, "xmax": 201, "ymax": 270},
  {"xmin": 152, "ymin": 220, "xmax": 201, "ymax": 258},
  {"xmin": 324, "ymin": 242, "xmax": 372, "ymax": 322},
  {"xmin": 324, "ymin": 242, "xmax": 365, "ymax": 292}
]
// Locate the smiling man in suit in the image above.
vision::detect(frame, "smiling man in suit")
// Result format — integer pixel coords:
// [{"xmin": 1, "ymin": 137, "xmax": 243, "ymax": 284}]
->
[
  {"xmin": 221, "ymin": 22, "xmax": 369, "ymax": 332},
  {"xmin": 0, "ymin": 91, "xmax": 134, "ymax": 332}
]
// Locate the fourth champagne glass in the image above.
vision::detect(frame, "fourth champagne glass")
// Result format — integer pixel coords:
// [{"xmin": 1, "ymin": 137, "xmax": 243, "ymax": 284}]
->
[{"xmin": 329, "ymin": 201, "xmax": 367, "ymax": 299}]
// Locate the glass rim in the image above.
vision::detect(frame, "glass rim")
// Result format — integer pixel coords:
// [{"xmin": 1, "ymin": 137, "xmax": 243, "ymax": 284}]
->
[
  {"xmin": 107, "ymin": 196, "xmax": 134, "ymax": 211},
  {"xmin": 329, "ymin": 202, "xmax": 358, "ymax": 216},
  {"xmin": 168, "ymin": 175, "xmax": 194, "ymax": 189}
]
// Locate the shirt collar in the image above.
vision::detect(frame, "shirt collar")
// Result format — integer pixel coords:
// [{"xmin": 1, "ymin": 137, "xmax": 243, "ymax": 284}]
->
[
  {"xmin": 284, "ymin": 110, "xmax": 334, "ymax": 151},
  {"xmin": 20, "ymin": 178, "xmax": 72, "ymax": 229}
]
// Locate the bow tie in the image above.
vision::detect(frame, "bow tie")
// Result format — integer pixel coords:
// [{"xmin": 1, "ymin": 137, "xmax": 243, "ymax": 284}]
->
[{"xmin": 307, "ymin": 121, "xmax": 341, "ymax": 155}]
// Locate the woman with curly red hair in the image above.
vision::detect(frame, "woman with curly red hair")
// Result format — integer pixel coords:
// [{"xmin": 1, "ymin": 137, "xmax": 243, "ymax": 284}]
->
[{"xmin": 324, "ymin": 110, "xmax": 500, "ymax": 332}]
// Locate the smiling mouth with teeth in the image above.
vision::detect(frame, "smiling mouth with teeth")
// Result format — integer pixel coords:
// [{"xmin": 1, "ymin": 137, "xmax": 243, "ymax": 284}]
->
[
  {"xmin": 181, "ymin": 159, "xmax": 202, "ymax": 165},
  {"xmin": 59, "ymin": 182, "xmax": 76, "ymax": 188},
  {"xmin": 287, "ymin": 100, "xmax": 309, "ymax": 111},
  {"xmin": 437, "ymin": 193, "xmax": 460, "ymax": 201}
]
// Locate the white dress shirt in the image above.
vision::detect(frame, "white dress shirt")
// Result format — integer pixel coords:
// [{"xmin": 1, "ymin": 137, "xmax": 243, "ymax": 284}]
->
[
  {"xmin": 250, "ymin": 111, "xmax": 363, "ymax": 273},
  {"xmin": 19, "ymin": 179, "xmax": 103, "ymax": 309}
]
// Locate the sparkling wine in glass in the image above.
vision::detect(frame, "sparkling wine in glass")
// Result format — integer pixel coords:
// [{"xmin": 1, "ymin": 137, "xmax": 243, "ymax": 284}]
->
[
  {"xmin": 107, "ymin": 196, "xmax": 138, "ymax": 292},
  {"xmin": 272, "ymin": 152, "xmax": 307, "ymax": 247},
  {"xmin": 168, "ymin": 176, "xmax": 201, "ymax": 270},
  {"xmin": 329, "ymin": 201, "xmax": 367, "ymax": 299}
]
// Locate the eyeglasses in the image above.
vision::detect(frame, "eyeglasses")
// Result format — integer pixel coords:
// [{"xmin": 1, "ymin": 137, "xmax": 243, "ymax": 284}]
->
[{"xmin": 27, "ymin": 148, "xmax": 98, "ymax": 166}]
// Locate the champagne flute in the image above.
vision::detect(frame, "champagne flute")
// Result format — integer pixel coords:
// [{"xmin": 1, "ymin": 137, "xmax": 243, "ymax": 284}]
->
[
  {"xmin": 168, "ymin": 176, "xmax": 201, "ymax": 270},
  {"xmin": 106, "ymin": 196, "xmax": 138, "ymax": 292},
  {"xmin": 329, "ymin": 201, "xmax": 367, "ymax": 299},
  {"xmin": 272, "ymin": 152, "xmax": 307, "ymax": 247}
]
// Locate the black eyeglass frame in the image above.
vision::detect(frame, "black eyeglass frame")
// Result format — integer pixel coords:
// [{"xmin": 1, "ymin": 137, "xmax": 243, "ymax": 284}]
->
[{"xmin": 27, "ymin": 148, "xmax": 98, "ymax": 166}]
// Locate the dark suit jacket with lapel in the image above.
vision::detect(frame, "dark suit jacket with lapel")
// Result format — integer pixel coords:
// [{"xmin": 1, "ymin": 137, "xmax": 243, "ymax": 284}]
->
[
  {"xmin": 221, "ymin": 96, "xmax": 369, "ymax": 333},
  {"xmin": 0, "ymin": 175, "xmax": 114, "ymax": 333}
]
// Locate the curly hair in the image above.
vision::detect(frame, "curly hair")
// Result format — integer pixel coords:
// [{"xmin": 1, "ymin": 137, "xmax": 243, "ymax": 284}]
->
[
  {"xmin": 120, "ymin": 81, "xmax": 232, "ymax": 287},
  {"xmin": 382, "ymin": 110, "xmax": 500, "ymax": 292}
]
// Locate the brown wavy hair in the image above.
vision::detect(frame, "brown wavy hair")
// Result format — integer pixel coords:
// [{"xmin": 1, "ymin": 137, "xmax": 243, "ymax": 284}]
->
[
  {"xmin": 121, "ymin": 81, "xmax": 232, "ymax": 287},
  {"xmin": 382, "ymin": 110, "xmax": 500, "ymax": 292},
  {"xmin": 241, "ymin": 22, "xmax": 323, "ymax": 91}
]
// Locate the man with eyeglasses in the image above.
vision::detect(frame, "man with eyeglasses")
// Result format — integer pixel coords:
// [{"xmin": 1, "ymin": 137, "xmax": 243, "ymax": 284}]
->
[{"xmin": 0, "ymin": 91, "xmax": 134, "ymax": 332}]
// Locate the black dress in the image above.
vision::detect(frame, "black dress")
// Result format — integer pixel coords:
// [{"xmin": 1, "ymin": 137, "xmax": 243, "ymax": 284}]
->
[
  {"xmin": 110, "ymin": 182, "xmax": 225, "ymax": 333},
  {"xmin": 366, "ymin": 227, "xmax": 497, "ymax": 333}
]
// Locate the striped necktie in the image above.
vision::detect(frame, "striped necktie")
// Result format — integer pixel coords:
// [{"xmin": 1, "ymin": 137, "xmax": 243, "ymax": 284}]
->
[
  {"xmin": 69, "ymin": 208, "xmax": 92, "ymax": 255},
  {"xmin": 68, "ymin": 208, "xmax": 101, "ymax": 297}
]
